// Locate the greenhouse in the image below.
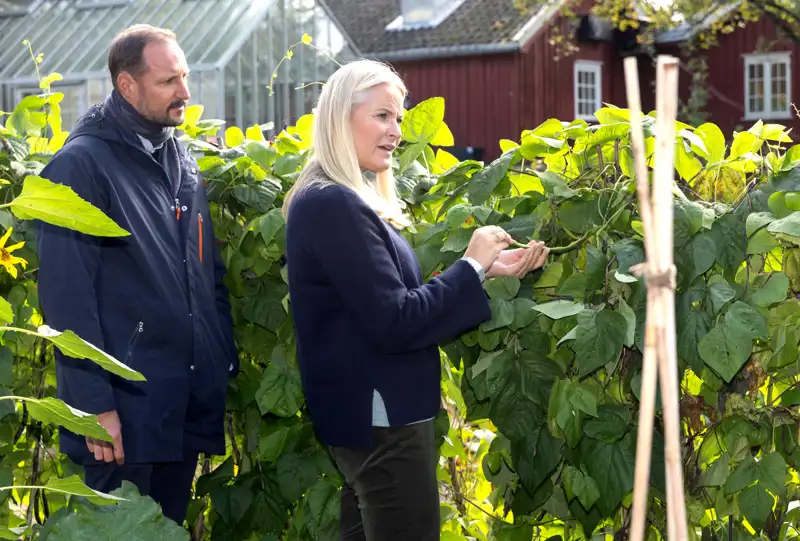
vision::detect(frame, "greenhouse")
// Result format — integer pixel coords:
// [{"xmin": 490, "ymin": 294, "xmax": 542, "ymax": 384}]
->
[{"xmin": 0, "ymin": 0, "xmax": 359, "ymax": 133}]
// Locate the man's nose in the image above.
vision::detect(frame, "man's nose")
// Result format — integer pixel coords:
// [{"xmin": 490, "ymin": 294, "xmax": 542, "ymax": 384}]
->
[{"xmin": 178, "ymin": 80, "xmax": 190, "ymax": 101}]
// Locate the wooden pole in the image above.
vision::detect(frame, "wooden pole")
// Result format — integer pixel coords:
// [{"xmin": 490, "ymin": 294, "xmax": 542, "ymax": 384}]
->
[
  {"xmin": 652, "ymin": 55, "xmax": 689, "ymax": 541},
  {"xmin": 625, "ymin": 55, "xmax": 689, "ymax": 541},
  {"xmin": 624, "ymin": 56, "xmax": 659, "ymax": 541}
]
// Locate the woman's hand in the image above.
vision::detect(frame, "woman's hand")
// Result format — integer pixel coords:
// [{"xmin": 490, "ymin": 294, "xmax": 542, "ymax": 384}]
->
[
  {"xmin": 464, "ymin": 226, "xmax": 514, "ymax": 271},
  {"xmin": 486, "ymin": 240, "xmax": 550, "ymax": 279}
]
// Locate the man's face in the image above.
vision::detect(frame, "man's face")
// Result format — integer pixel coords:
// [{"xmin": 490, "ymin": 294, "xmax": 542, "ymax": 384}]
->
[{"xmin": 126, "ymin": 39, "xmax": 191, "ymax": 127}]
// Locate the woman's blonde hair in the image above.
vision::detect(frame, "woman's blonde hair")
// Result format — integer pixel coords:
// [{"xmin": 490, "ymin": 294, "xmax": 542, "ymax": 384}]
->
[{"xmin": 282, "ymin": 59, "xmax": 410, "ymax": 228}]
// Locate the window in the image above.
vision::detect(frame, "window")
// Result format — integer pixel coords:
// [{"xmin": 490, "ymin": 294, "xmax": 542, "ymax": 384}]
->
[
  {"xmin": 744, "ymin": 52, "xmax": 791, "ymax": 120},
  {"xmin": 385, "ymin": 0, "xmax": 466, "ymax": 31},
  {"xmin": 574, "ymin": 60, "xmax": 602, "ymax": 121}
]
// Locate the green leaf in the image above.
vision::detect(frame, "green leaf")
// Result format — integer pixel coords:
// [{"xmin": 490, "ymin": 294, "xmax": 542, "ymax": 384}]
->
[
  {"xmin": 401, "ymin": 97, "xmax": 444, "ymax": 144},
  {"xmin": 724, "ymin": 455, "xmax": 757, "ymax": 494},
  {"xmin": 484, "ymin": 277, "xmax": 521, "ymax": 300},
  {"xmin": 574, "ymin": 309, "xmax": 627, "ymax": 378},
  {"xmin": 698, "ymin": 323, "xmax": 754, "ymax": 383},
  {"xmin": 725, "ymin": 301, "xmax": 768, "ymax": 339},
  {"xmin": 36, "ymin": 325, "xmax": 145, "ymax": 381},
  {"xmin": 481, "ymin": 299, "xmax": 515, "ymax": 332},
  {"xmin": 3, "ymin": 396, "xmax": 112, "ymax": 442},
  {"xmin": 698, "ymin": 452, "xmax": 730, "ymax": 487},
  {"xmin": 748, "ymin": 272, "xmax": 789, "ymax": 307},
  {"xmin": 256, "ymin": 348, "xmax": 304, "ymax": 418},
  {"xmin": 536, "ymin": 171, "xmax": 576, "ymax": 199},
  {"xmin": 245, "ymin": 141, "xmax": 278, "ymax": 170},
  {"xmin": 563, "ymin": 465, "xmax": 601, "ymax": 511},
  {"xmin": 696, "ymin": 123, "xmax": 726, "ymax": 163},
  {"xmin": 467, "ymin": 150, "xmax": 515, "ymax": 205},
  {"xmin": 758, "ymin": 451, "xmax": 787, "ymax": 496},
  {"xmin": 0, "ymin": 299, "xmax": 12, "ymax": 325},
  {"xmin": 533, "ymin": 300, "xmax": 584, "ymax": 320},
  {"xmin": 39, "ymin": 481, "xmax": 191, "ymax": 540},
  {"xmin": 582, "ymin": 437, "xmax": 635, "ymax": 516},
  {"xmin": 767, "ymin": 211, "xmax": 800, "ymax": 237},
  {"xmin": 10, "ymin": 176, "xmax": 129, "ymax": 237},
  {"xmin": 3, "ymin": 475, "xmax": 123, "ymax": 504},
  {"xmin": 746, "ymin": 212, "xmax": 776, "ymax": 237},
  {"xmin": 583, "ymin": 404, "xmax": 631, "ymax": 443},
  {"xmin": 738, "ymin": 484, "xmax": 774, "ymax": 532}
]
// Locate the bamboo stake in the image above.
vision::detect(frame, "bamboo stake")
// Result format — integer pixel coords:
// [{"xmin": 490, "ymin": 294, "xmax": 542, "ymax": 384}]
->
[
  {"xmin": 625, "ymin": 55, "xmax": 689, "ymax": 541},
  {"xmin": 652, "ymin": 55, "xmax": 689, "ymax": 541},
  {"xmin": 624, "ymin": 56, "xmax": 660, "ymax": 541}
]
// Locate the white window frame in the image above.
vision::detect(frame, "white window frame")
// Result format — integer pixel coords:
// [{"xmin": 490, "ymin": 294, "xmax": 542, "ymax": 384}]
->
[
  {"xmin": 744, "ymin": 51, "xmax": 792, "ymax": 121},
  {"xmin": 574, "ymin": 60, "xmax": 603, "ymax": 122}
]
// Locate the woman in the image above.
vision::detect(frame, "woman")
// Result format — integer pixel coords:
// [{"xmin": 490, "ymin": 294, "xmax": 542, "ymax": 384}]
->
[{"xmin": 282, "ymin": 59, "xmax": 549, "ymax": 541}]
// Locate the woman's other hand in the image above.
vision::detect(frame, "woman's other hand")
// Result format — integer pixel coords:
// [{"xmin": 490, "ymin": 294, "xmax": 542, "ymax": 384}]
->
[
  {"xmin": 464, "ymin": 226, "xmax": 513, "ymax": 271},
  {"xmin": 486, "ymin": 240, "xmax": 550, "ymax": 279}
]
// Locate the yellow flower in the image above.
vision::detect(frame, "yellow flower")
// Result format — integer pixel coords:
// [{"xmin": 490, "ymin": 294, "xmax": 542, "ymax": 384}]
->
[
  {"xmin": 0, "ymin": 228, "xmax": 27, "ymax": 279},
  {"xmin": 301, "ymin": 33, "xmax": 312, "ymax": 44}
]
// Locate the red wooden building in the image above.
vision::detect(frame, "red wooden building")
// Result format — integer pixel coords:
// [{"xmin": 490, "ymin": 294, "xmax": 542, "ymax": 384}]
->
[
  {"xmin": 324, "ymin": 0, "xmax": 799, "ymax": 161},
  {"xmin": 325, "ymin": 0, "xmax": 658, "ymax": 161},
  {"xmin": 657, "ymin": 6, "xmax": 800, "ymax": 140}
]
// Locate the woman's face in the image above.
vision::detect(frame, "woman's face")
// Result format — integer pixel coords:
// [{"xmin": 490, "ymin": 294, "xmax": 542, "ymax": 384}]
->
[{"xmin": 350, "ymin": 83, "xmax": 404, "ymax": 172}]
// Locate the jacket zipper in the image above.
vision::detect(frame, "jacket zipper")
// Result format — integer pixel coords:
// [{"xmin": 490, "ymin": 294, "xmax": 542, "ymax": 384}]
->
[
  {"xmin": 125, "ymin": 321, "xmax": 144, "ymax": 365},
  {"xmin": 175, "ymin": 198, "xmax": 181, "ymax": 220},
  {"xmin": 198, "ymin": 212, "xmax": 204, "ymax": 263}
]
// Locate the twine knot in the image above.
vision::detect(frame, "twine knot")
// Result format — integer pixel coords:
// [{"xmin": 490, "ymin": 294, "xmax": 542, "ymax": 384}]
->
[{"xmin": 629, "ymin": 262, "xmax": 676, "ymax": 289}]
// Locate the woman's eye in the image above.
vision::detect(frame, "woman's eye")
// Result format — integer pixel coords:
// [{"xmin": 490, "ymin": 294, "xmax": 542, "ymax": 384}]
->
[{"xmin": 377, "ymin": 113, "xmax": 388, "ymax": 119}]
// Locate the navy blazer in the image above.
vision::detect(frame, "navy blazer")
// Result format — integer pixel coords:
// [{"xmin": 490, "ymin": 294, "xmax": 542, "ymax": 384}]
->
[{"xmin": 285, "ymin": 178, "xmax": 491, "ymax": 448}]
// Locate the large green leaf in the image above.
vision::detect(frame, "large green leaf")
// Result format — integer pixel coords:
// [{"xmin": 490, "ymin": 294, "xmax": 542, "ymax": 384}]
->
[
  {"xmin": 9, "ymin": 176, "xmax": 129, "ymax": 237},
  {"xmin": 36, "ymin": 325, "xmax": 144, "ymax": 381},
  {"xmin": 0, "ymin": 396, "xmax": 111, "ymax": 441},
  {"xmin": 467, "ymin": 150, "xmax": 515, "ymax": 205},
  {"xmin": 1, "ymin": 475, "xmax": 123, "ymax": 505},
  {"xmin": 38, "ymin": 482, "xmax": 191, "ymax": 540}
]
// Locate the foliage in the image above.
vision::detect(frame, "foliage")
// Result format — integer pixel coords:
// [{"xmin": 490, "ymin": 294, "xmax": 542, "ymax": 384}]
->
[{"xmin": 4, "ymin": 52, "xmax": 800, "ymax": 541}]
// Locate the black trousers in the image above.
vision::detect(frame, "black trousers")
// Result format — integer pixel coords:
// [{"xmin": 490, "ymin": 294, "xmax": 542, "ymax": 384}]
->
[
  {"xmin": 83, "ymin": 451, "xmax": 199, "ymax": 525},
  {"xmin": 329, "ymin": 420, "xmax": 440, "ymax": 541}
]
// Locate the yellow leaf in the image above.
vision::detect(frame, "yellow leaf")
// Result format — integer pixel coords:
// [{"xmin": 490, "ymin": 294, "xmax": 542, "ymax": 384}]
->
[
  {"xmin": 435, "ymin": 149, "xmax": 459, "ymax": 170},
  {"xmin": 499, "ymin": 139, "xmax": 519, "ymax": 153},
  {"xmin": 430, "ymin": 122, "xmax": 454, "ymax": 147},
  {"xmin": 245, "ymin": 124, "xmax": 266, "ymax": 142},
  {"xmin": 225, "ymin": 127, "xmax": 245, "ymax": 148},
  {"xmin": 48, "ymin": 131, "xmax": 68, "ymax": 153},
  {"xmin": 182, "ymin": 104, "xmax": 203, "ymax": 128},
  {"xmin": 509, "ymin": 172, "xmax": 543, "ymax": 194}
]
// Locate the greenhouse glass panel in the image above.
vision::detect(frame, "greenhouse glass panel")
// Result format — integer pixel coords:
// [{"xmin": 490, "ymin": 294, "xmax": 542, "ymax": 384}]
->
[{"xmin": 219, "ymin": 0, "xmax": 356, "ymax": 132}]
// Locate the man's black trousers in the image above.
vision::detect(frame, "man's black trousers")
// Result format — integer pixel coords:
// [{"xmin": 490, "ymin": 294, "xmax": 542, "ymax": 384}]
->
[
  {"xmin": 83, "ymin": 451, "xmax": 199, "ymax": 525},
  {"xmin": 329, "ymin": 420, "xmax": 440, "ymax": 541}
]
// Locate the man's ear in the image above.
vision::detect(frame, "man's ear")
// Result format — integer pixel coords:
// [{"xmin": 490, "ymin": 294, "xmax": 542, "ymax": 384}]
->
[{"xmin": 117, "ymin": 71, "xmax": 136, "ymax": 98}]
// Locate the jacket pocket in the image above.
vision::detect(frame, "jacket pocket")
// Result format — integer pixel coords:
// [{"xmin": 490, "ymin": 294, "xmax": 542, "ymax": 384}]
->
[{"xmin": 125, "ymin": 321, "xmax": 144, "ymax": 366}]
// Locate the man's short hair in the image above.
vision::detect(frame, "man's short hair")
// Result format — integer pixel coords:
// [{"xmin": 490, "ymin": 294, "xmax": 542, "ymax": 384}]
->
[{"xmin": 108, "ymin": 24, "xmax": 177, "ymax": 90}]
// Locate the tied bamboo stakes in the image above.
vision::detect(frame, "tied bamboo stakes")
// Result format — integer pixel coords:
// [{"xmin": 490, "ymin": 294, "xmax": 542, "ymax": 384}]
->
[{"xmin": 625, "ymin": 55, "xmax": 689, "ymax": 541}]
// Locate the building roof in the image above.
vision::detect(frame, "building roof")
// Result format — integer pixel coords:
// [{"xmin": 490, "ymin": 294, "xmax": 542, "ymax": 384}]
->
[
  {"xmin": 324, "ymin": 0, "xmax": 568, "ymax": 61},
  {"xmin": 0, "ymin": 0, "xmax": 276, "ymax": 84}
]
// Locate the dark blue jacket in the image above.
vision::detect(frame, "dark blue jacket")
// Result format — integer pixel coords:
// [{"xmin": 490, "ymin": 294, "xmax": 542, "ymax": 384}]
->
[
  {"xmin": 37, "ymin": 103, "xmax": 238, "ymax": 464},
  {"xmin": 285, "ymin": 179, "xmax": 491, "ymax": 448}
]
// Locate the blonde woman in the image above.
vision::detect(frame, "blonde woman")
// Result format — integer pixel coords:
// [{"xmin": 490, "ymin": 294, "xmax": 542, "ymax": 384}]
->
[{"xmin": 283, "ymin": 59, "xmax": 549, "ymax": 540}]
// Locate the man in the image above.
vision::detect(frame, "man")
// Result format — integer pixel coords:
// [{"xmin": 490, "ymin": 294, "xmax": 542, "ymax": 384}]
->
[{"xmin": 36, "ymin": 24, "xmax": 238, "ymax": 525}]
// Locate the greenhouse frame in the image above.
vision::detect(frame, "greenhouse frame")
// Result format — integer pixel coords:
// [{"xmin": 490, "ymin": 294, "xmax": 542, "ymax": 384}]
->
[{"xmin": 0, "ymin": 0, "xmax": 360, "ymax": 133}]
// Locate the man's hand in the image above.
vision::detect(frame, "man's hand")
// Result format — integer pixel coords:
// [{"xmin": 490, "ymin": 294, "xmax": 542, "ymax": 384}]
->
[
  {"xmin": 486, "ymin": 240, "xmax": 550, "ymax": 279},
  {"xmin": 87, "ymin": 410, "xmax": 124, "ymax": 465}
]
